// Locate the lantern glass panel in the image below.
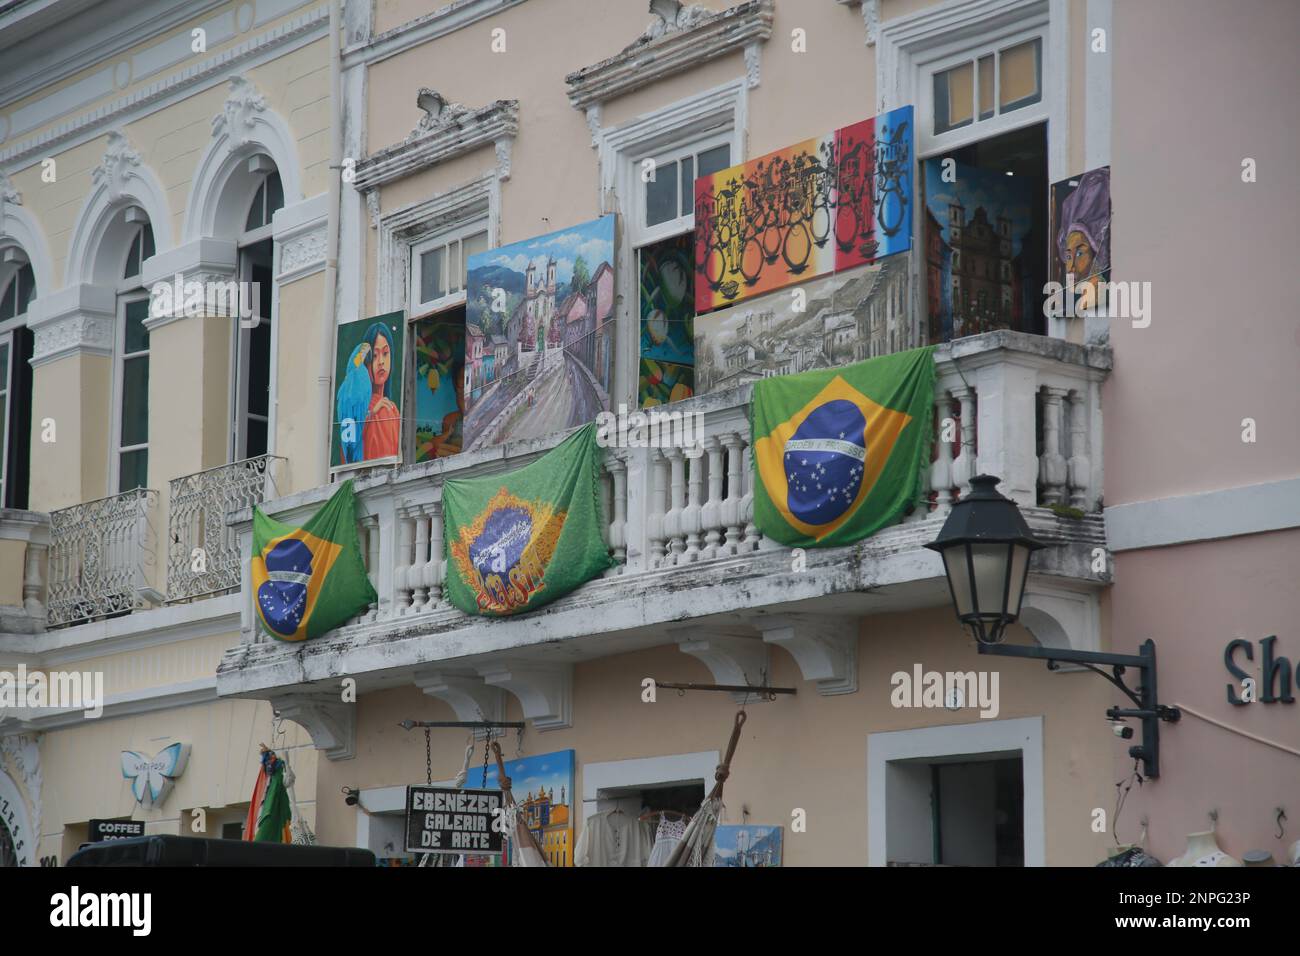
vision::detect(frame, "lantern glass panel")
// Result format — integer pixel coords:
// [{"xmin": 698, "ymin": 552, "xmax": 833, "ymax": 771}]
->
[
  {"xmin": 1006, "ymin": 542, "xmax": 1032, "ymax": 617},
  {"xmin": 970, "ymin": 543, "xmax": 1013, "ymax": 620}
]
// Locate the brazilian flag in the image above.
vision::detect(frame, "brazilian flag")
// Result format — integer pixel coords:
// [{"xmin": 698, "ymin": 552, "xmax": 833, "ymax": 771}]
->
[
  {"xmin": 251, "ymin": 479, "xmax": 376, "ymax": 641},
  {"xmin": 443, "ymin": 423, "xmax": 612, "ymax": 617},
  {"xmin": 751, "ymin": 346, "xmax": 936, "ymax": 549}
]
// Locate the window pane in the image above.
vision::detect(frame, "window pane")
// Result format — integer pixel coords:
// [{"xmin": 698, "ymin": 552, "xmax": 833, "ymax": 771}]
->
[
  {"xmin": 266, "ymin": 171, "xmax": 284, "ymax": 217},
  {"xmin": 697, "ymin": 144, "xmax": 730, "ymax": 179},
  {"xmin": 124, "ymin": 298, "xmax": 150, "ymax": 354},
  {"xmin": 1000, "ymin": 39, "xmax": 1041, "ymax": 111},
  {"xmin": 142, "ymin": 223, "xmax": 155, "ymax": 261},
  {"xmin": 246, "ymin": 183, "xmax": 266, "ymax": 231},
  {"xmin": 679, "ymin": 155, "xmax": 694, "ymax": 217},
  {"xmin": 0, "ymin": 279, "xmax": 14, "ymax": 321},
  {"xmin": 420, "ymin": 247, "xmax": 445, "ymax": 303},
  {"xmin": 645, "ymin": 158, "xmax": 677, "ymax": 227},
  {"xmin": 120, "ymin": 355, "xmax": 149, "ymax": 446},
  {"xmin": 246, "ymin": 417, "xmax": 268, "ymax": 459},
  {"xmin": 448, "ymin": 240, "xmax": 462, "ymax": 294},
  {"xmin": 119, "ymin": 448, "xmax": 148, "ymax": 493},
  {"xmin": 934, "ymin": 61, "xmax": 974, "ymax": 134},
  {"xmin": 247, "ymin": 320, "xmax": 271, "ymax": 417},
  {"xmin": 0, "ymin": 342, "xmax": 8, "ymax": 390},
  {"xmin": 978, "ymin": 55, "xmax": 995, "ymax": 119},
  {"xmin": 123, "ymin": 235, "xmax": 141, "ymax": 279},
  {"xmin": 462, "ymin": 232, "xmax": 488, "ymax": 287}
]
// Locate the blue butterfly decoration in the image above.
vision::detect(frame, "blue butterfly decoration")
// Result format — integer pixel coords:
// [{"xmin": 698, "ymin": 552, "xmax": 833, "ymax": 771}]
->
[{"xmin": 120, "ymin": 742, "xmax": 191, "ymax": 807}]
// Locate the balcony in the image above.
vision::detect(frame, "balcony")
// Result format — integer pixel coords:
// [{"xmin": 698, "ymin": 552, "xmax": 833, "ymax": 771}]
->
[{"xmin": 216, "ymin": 332, "xmax": 1112, "ymax": 731}]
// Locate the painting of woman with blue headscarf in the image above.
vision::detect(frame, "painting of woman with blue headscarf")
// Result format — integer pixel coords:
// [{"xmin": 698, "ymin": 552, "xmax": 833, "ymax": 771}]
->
[{"xmin": 332, "ymin": 311, "xmax": 405, "ymax": 468}]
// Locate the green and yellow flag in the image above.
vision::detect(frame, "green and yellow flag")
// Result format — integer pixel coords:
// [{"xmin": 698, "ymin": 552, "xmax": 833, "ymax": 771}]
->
[
  {"xmin": 251, "ymin": 479, "xmax": 376, "ymax": 641},
  {"xmin": 443, "ymin": 423, "xmax": 612, "ymax": 617},
  {"xmin": 751, "ymin": 346, "xmax": 936, "ymax": 549}
]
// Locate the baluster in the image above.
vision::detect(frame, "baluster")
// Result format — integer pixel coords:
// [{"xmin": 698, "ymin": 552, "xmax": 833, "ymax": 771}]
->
[
  {"xmin": 950, "ymin": 385, "xmax": 976, "ymax": 499},
  {"xmin": 1039, "ymin": 386, "xmax": 1069, "ymax": 506},
  {"xmin": 930, "ymin": 391, "xmax": 955, "ymax": 518},
  {"xmin": 23, "ymin": 541, "xmax": 47, "ymax": 620},
  {"xmin": 1067, "ymin": 389, "xmax": 1091, "ymax": 510},
  {"xmin": 721, "ymin": 432, "xmax": 743, "ymax": 555},
  {"xmin": 426, "ymin": 503, "xmax": 445, "ymax": 608},
  {"xmin": 700, "ymin": 437, "xmax": 725, "ymax": 560},
  {"xmin": 411, "ymin": 511, "xmax": 431, "ymax": 611},
  {"xmin": 606, "ymin": 454, "xmax": 628, "ymax": 570},
  {"xmin": 648, "ymin": 450, "xmax": 669, "ymax": 568},
  {"xmin": 394, "ymin": 511, "xmax": 415, "ymax": 615},
  {"xmin": 663, "ymin": 447, "xmax": 686, "ymax": 564},
  {"xmin": 361, "ymin": 514, "xmax": 380, "ymax": 622},
  {"xmin": 682, "ymin": 446, "xmax": 704, "ymax": 562},
  {"xmin": 741, "ymin": 428, "xmax": 759, "ymax": 550}
]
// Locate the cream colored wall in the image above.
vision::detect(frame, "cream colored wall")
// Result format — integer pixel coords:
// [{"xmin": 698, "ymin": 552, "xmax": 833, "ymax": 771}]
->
[
  {"xmin": 28, "ymin": 353, "xmax": 111, "ymax": 512},
  {"xmin": 0, "ymin": 540, "xmax": 25, "ymax": 606},
  {"xmin": 273, "ymin": 272, "xmax": 328, "ymax": 495},
  {"xmin": 37, "ymin": 696, "xmax": 318, "ymax": 863},
  {"xmin": 315, "ymin": 608, "xmax": 1116, "ymax": 865},
  {"xmin": 57, "ymin": 630, "xmax": 236, "ymax": 698}
]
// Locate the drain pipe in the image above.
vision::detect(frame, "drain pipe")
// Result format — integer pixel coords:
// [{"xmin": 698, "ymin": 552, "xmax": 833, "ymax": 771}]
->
[{"xmin": 317, "ymin": 0, "xmax": 343, "ymax": 487}]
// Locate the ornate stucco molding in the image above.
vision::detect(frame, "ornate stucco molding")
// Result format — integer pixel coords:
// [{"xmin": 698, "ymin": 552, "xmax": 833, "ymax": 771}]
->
[
  {"xmin": 211, "ymin": 75, "xmax": 268, "ymax": 148},
  {"xmin": 351, "ymin": 94, "xmax": 519, "ymax": 200},
  {"xmin": 0, "ymin": 172, "xmax": 20, "ymax": 223},
  {"xmin": 836, "ymin": 0, "xmax": 881, "ymax": 46},
  {"xmin": 0, "ymin": 732, "xmax": 42, "ymax": 852},
  {"xmin": 90, "ymin": 131, "xmax": 144, "ymax": 204},
  {"xmin": 26, "ymin": 283, "xmax": 116, "ymax": 367},
  {"xmin": 564, "ymin": 0, "xmax": 774, "ymax": 113}
]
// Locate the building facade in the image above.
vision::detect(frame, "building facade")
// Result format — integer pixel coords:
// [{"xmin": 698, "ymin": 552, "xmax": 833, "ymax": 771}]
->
[{"xmin": 1, "ymin": 0, "xmax": 1296, "ymax": 868}]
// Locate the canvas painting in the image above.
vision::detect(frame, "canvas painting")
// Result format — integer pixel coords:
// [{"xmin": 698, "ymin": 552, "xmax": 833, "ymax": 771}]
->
[
  {"xmin": 331, "ymin": 311, "xmax": 405, "ymax": 470},
  {"xmin": 411, "ymin": 314, "xmax": 464, "ymax": 461},
  {"xmin": 1050, "ymin": 166, "xmax": 1111, "ymax": 314},
  {"xmin": 463, "ymin": 216, "xmax": 615, "ymax": 450},
  {"xmin": 713, "ymin": 824, "xmax": 783, "ymax": 867},
  {"xmin": 693, "ymin": 106, "xmax": 913, "ymax": 314},
  {"xmin": 693, "ymin": 258, "xmax": 912, "ymax": 396},
  {"xmin": 639, "ymin": 358, "xmax": 694, "ymax": 407},
  {"xmin": 469, "ymin": 749, "xmax": 575, "ymax": 868},
  {"xmin": 639, "ymin": 234, "xmax": 695, "ymax": 367},
  {"xmin": 923, "ymin": 158, "xmax": 1036, "ymax": 342}
]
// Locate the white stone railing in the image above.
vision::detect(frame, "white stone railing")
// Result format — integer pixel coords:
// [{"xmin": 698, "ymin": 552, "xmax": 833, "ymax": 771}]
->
[
  {"xmin": 46, "ymin": 488, "xmax": 159, "ymax": 628},
  {"xmin": 166, "ymin": 455, "xmax": 284, "ymax": 603},
  {"xmin": 232, "ymin": 331, "xmax": 1109, "ymax": 645}
]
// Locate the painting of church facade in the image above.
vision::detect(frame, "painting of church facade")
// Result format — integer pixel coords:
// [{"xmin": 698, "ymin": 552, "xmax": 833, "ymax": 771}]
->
[
  {"xmin": 463, "ymin": 216, "xmax": 615, "ymax": 450},
  {"xmin": 693, "ymin": 258, "xmax": 913, "ymax": 396}
]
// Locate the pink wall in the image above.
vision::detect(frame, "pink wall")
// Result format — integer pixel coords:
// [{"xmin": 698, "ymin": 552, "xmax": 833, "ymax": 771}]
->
[
  {"xmin": 1108, "ymin": 528, "xmax": 1300, "ymax": 864},
  {"xmin": 1106, "ymin": 0, "xmax": 1300, "ymax": 505}
]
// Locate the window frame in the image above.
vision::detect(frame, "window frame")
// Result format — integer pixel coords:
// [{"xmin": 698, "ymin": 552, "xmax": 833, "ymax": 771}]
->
[
  {"xmin": 0, "ymin": 330, "xmax": 11, "ymax": 505},
  {"xmin": 110, "ymin": 289, "xmax": 152, "ymax": 495},
  {"xmin": 407, "ymin": 218, "xmax": 489, "ymax": 317},
  {"xmin": 631, "ymin": 130, "xmax": 734, "ymax": 250}
]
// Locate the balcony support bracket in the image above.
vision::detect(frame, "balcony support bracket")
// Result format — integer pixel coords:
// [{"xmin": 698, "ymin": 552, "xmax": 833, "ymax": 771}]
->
[
  {"xmin": 270, "ymin": 693, "xmax": 355, "ymax": 762},
  {"xmin": 757, "ymin": 614, "xmax": 858, "ymax": 696},
  {"xmin": 478, "ymin": 662, "xmax": 572, "ymax": 731}
]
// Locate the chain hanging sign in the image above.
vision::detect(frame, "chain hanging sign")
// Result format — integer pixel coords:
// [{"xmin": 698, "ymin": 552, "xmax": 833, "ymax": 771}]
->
[{"xmin": 404, "ymin": 785, "xmax": 504, "ymax": 855}]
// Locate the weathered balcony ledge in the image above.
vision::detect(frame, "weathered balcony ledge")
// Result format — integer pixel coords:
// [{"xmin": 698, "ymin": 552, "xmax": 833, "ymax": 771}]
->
[{"xmin": 216, "ymin": 331, "xmax": 1113, "ymax": 738}]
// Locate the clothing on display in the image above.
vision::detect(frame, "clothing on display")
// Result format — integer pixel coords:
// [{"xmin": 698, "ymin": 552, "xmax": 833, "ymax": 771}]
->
[
  {"xmin": 646, "ymin": 813, "xmax": 688, "ymax": 868},
  {"xmin": 1096, "ymin": 846, "xmax": 1161, "ymax": 867},
  {"xmin": 574, "ymin": 809, "xmax": 655, "ymax": 867},
  {"xmin": 1168, "ymin": 830, "xmax": 1242, "ymax": 867}
]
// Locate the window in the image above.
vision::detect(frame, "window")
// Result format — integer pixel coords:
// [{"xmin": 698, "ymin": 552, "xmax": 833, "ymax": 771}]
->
[
  {"xmin": 122, "ymin": 222, "xmax": 155, "ymax": 282},
  {"xmin": 244, "ymin": 171, "xmax": 284, "ymax": 231},
  {"xmin": 114, "ymin": 221, "xmax": 153, "ymax": 493},
  {"xmin": 933, "ymin": 38, "xmax": 1042, "ymax": 136},
  {"xmin": 635, "ymin": 135, "xmax": 731, "ymax": 246},
  {"xmin": 0, "ymin": 263, "xmax": 35, "ymax": 321},
  {"xmin": 409, "ymin": 223, "xmax": 488, "ymax": 316},
  {"xmin": 232, "ymin": 169, "xmax": 283, "ymax": 461},
  {"xmin": 0, "ymin": 261, "xmax": 35, "ymax": 508}
]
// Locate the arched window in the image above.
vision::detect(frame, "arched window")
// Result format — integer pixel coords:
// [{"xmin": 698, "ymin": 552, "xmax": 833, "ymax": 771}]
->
[
  {"xmin": 114, "ymin": 219, "xmax": 154, "ymax": 492},
  {"xmin": 232, "ymin": 167, "xmax": 282, "ymax": 460},
  {"xmin": 0, "ymin": 259, "xmax": 36, "ymax": 508}
]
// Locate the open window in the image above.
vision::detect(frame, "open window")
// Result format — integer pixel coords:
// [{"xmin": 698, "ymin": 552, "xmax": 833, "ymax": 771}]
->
[
  {"xmin": 0, "ymin": 257, "xmax": 35, "ymax": 509},
  {"xmin": 113, "ymin": 217, "xmax": 155, "ymax": 493},
  {"xmin": 232, "ymin": 166, "xmax": 282, "ymax": 461}
]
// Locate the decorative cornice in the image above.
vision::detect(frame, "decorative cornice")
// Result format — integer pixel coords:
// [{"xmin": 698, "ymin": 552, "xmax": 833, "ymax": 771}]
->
[
  {"xmin": 351, "ymin": 96, "xmax": 519, "ymax": 193},
  {"xmin": 211, "ymin": 76, "xmax": 268, "ymax": 149},
  {"xmin": 0, "ymin": 5, "xmax": 329, "ymax": 169},
  {"xmin": 26, "ymin": 283, "xmax": 116, "ymax": 367},
  {"xmin": 564, "ymin": 0, "xmax": 774, "ymax": 111}
]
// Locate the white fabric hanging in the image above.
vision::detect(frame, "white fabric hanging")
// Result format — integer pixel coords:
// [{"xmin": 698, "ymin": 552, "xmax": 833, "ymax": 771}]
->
[
  {"xmin": 574, "ymin": 810, "xmax": 655, "ymax": 867},
  {"xmin": 646, "ymin": 814, "xmax": 687, "ymax": 868}
]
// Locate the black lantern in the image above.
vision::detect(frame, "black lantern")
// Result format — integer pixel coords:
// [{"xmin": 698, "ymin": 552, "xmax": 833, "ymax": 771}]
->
[{"xmin": 925, "ymin": 474, "xmax": 1044, "ymax": 645}]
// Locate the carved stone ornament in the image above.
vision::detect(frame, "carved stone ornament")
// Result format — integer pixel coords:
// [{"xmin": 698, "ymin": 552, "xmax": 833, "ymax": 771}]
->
[
  {"xmin": 410, "ymin": 88, "xmax": 472, "ymax": 140},
  {"xmin": 0, "ymin": 171, "xmax": 20, "ymax": 222},
  {"xmin": 212, "ymin": 75, "xmax": 268, "ymax": 148},
  {"xmin": 91, "ymin": 131, "xmax": 142, "ymax": 203},
  {"xmin": 628, "ymin": 0, "xmax": 713, "ymax": 50}
]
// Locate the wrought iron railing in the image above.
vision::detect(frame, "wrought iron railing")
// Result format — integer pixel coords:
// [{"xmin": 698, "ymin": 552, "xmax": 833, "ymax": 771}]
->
[
  {"xmin": 167, "ymin": 455, "xmax": 283, "ymax": 603},
  {"xmin": 46, "ymin": 488, "xmax": 158, "ymax": 628}
]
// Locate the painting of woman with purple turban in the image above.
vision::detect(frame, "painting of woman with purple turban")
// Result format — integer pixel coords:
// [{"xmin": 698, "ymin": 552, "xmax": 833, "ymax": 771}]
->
[{"xmin": 1051, "ymin": 167, "xmax": 1111, "ymax": 312}]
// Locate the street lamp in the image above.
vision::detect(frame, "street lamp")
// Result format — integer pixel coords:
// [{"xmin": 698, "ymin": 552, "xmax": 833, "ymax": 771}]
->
[
  {"xmin": 925, "ymin": 474, "xmax": 1044, "ymax": 646},
  {"xmin": 927, "ymin": 474, "xmax": 1180, "ymax": 778}
]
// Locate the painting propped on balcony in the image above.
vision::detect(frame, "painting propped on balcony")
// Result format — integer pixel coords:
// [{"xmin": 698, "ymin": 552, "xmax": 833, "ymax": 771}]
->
[
  {"xmin": 412, "ymin": 312, "xmax": 464, "ymax": 461},
  {"xmin": 462, "ymin": 215, "xmax": 615, "ymax": 451},
  {"xmin": 692, "ymin": 259, "xmax": 912, "ymax": 396},
  {"xmin": 693, "ymin": 106, "xmax": 913, "ymax": 314},
  {"xmin": 331, "ymin": 312, "xmax": 405, "ymax": 471},
  {"xmin": 923, "ymin": 158, "xmax": 1035, "ymax": 343},
  {"xmin": 1050, "ymin": 166, "xmax": 1111, "ymax": 315},
  {"xmin": 639, "ymin": 234, "xmax": 695, "ymax": 408}
]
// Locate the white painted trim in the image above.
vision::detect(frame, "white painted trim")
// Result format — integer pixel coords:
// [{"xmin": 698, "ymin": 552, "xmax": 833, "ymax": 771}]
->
[
  {"xmin": 867, "ymin": 715, "xmax": 1045, "ymax": 867},
  {"xmin": 1105, "ymin": 476, "xmax": 1300, "ymax": 552},
  {"xmin": 0, "ymin": 192, "xmax": 55, "ymax": 301},
  {"xmin": 340, "ymin": 0, "xmax": 529, "ymax": 69},
  {"xmin": 580, "ymin": 751, "xmax": 718, "ymax": 825},
  {"xmin": 1083, "ymin": 0, "xmax": 1111, "ymax": 170},
  {"xmin": 16, "ymin": 677, "xmax": 219, "ymax": 731}
]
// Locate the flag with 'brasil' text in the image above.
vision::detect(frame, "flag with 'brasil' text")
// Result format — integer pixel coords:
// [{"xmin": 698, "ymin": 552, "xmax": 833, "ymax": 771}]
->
[{"xmin": 751, "ymin": 346, "xmax": 936, "ymax": 549}]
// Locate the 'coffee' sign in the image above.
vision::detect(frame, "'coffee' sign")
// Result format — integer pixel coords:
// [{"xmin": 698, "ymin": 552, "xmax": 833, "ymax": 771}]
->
[
  {"xmin": 89, "ymin": 819, "xmax": 145, "ymax": 842},
  {"xmin": 404, "ymin": 786, "xmax": 504, "ymax": 856}
]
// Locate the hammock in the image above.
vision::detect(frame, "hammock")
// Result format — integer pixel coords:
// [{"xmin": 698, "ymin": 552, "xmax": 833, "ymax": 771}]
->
[
  {"xmin": 490, "ymin": 740, "xmax": 549, "ymax": 867},
  {"xmin": 661, "ymin": 711, "xmax": 747, "ymax": 867}
]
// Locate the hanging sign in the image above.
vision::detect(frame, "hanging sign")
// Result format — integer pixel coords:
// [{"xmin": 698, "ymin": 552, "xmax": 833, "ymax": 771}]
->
[
  {"xmin": 405, "ymin": 785, "xmax": 504, "ymax": 856},
  {"xmin": 88, "ymin": 819, "xmax": 145, "ymax": 842}
]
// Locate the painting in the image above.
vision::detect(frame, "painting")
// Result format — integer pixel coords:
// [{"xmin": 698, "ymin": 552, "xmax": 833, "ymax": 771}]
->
[
  {"xmin": 470, "ymin": 749, "xmax": 575, "ymax": 868},
  {"xmin": 331, "ymin": 311, "xmax": 404, "ymax": 470},
  {"xmin": 639, "ymin": 358, "xmax": 694, "ymax": 407},
  {"xmin": 693, "ymin": 258, "xmax": 912, "ymax": 396},
  {"xmin": 462, "ymin": 216, "xmax": 615, "ymax": 451},
  {"xmin": 923, "ymin": 158, "xmax": 1036, "ymax": 343},
  {"xmin": 713, "ymin": 824, "xmax": 783, "ymax": 867},
  {"xmin": 693, "ymin": 105, "xmax": 913, "ymax": 314},
  {"xmin": 1050, "ymin": 166, "xmax": 1111, "ymax": 314},
  {"xmin": 411, "ymin": 313, "xmax": 464, "ymax": 461}
]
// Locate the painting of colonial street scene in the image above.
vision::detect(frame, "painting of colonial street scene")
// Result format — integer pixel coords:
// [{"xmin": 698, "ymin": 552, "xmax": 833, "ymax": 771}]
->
[
  {"xmin": 693, "ymin": 258, "xmax": 912, "ymax": 396},
  {"xmin": 463, "ymin": 216, "xmax": 614, "ymax": 450}
]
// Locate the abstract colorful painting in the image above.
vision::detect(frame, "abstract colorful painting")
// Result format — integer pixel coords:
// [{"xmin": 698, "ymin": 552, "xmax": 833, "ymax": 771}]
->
[
  {"xmin": 693, "ymin": 259, "xmax": 911, "ymax": 396},
  {"xmin": 713, "ymin": 825, "xmax": 783, "ymax": 867},
  {"xmin": 412, "ymin": 314, "xmax": 464, "ymax": 461},
  {"xmin": 1050, "ymin": 166, "xmax": 1111, "ymax": 313},
  {"xmin": 463, "ymin": 216, "xmax": 615, "ymax": 451},
  {"xmin": 331, "ymin": 311, "xmax": 405, "ymax": 470},
  {"xmin": 639, "ymin": 358, "xmax": 694, "ymax": 407},
  {"xmin": 923, "ymin": 158, "xmax": 1034, "ymax": 342},
  {"xmin": 640, "ymin": 234, "xmax": 695, "ymax": 364},
  {"xmin": 693, "ymin": 106, "xmax": 912, "ymax": 314}
]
